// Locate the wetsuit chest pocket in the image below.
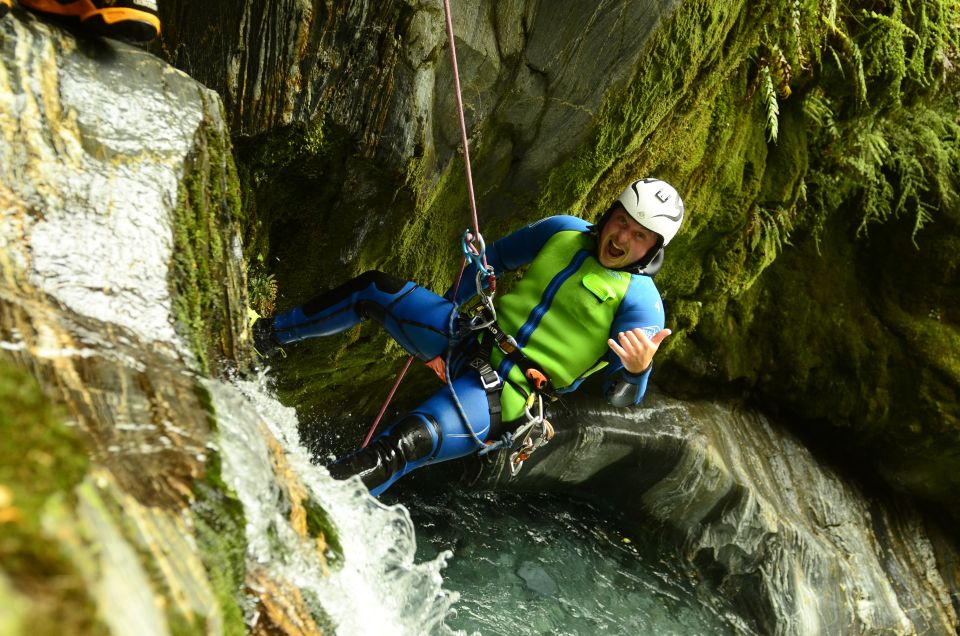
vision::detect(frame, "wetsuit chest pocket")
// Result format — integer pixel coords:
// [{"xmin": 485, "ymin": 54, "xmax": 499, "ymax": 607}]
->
[{"xmin": 581, "ymin": 273, "xmax": 616, "ymax": 303}]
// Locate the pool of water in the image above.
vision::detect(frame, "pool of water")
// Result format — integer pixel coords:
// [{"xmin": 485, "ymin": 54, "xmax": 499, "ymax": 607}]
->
[{"xmin": 396, "ymin": 485, "xmax": 748, "ymax": 635}]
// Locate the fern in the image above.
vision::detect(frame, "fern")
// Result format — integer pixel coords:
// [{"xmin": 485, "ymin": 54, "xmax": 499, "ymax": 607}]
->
[
  {"xmin": 911, "ymin": 200, "xmax": 935, "ymax": 245},
  {"xmin": 802, "ymin": 91, "xmax": 839, "ymax": 139},
  {"xmin": 862, "ymin": 10, "xmax": 920, "ymax": 41},
  {"xmin": 747, "ymin": 205, "xmax": 794, "ymax": 257},
  {"xmin": 892, "ymin": 152, "xmax": 927, "ymax": 216},
  {"xmin": 754, "ymin": 0, "xmax": 958, "ymax": 247},
  {"xmin": 862, "ymin": 128, "xmax": 891, "ymax": 167},
  {"xmin": 827, "ymin": 44, "xmax": 845, "ymax": 79},
  {"xmin": 762, "ymin": 65, "xmax": 780, "ymax": 142},
  {"xmin": 856, "ymin": 175, "xmax": 895, "ymax": 237},
  {"xmin": 791, "ymin": 0, "xmax": 806, "ymax": 67},
  {"xmin": 849, "ymin": 40, "xmax": 868, "ymax": 107}
]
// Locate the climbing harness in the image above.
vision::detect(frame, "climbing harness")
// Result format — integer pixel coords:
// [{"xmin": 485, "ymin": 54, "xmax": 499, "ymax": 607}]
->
[{"xmin": 362, "ymin": 0, "xmax": 554, "ymax": 473}]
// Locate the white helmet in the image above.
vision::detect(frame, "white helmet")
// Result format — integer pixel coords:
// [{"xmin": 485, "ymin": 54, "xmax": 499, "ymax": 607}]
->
[{"xmin": 616, "ymin": 178, "xmax": 685, "ymax": 246}]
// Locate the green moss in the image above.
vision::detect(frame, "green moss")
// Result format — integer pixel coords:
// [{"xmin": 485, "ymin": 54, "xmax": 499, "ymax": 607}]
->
[
  {"xmin": 168, "ymin": 612, "xmax": 208, "ymax": 636},
  {"xmin": 536, "ymin": 1, "xmax": 758, "ymax": 213},
  {"xmin": 234, "ymin": 116, "xmax": 462, "ymax": 419},
  {"xmin": 172, "ymin": 97, "xmax": 247, "ymax": 377},
  {"xmin": 304, "ymin": 497, "xmax": 343, "ymax": 568},
  {"xmin": 0, "ymin": 572, "xmax": 27, "ymax": 636},
  {"xmin": 0, "ymin": 355, "xmax": 106, "ymax": 635},
  {"xmin": 191, "ymin": 452, "xmax": 248, "ymax": 636},
  {"xmin": 300, "ymin": 588, "xmax": 339, "ymax": 635}
]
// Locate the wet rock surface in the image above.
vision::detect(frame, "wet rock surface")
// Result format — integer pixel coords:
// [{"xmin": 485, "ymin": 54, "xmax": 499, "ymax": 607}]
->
[
  {"xmin": 1, "ymin": 9, "xmax": 219, "ymax": 506},
  {"xmin": 0, "ymin": 15, "xmax": 326, "ymax": 633},
  {"xmin": 162, "ymin": 0, "xmax": 681, "ymax": 191},
  {"xmin": 2, "ymin": 4, "xmax": 959, "ymax": 635},
  {"xmin": 465, "ymin": 393, "xmax": 960, "ymax": 634}
]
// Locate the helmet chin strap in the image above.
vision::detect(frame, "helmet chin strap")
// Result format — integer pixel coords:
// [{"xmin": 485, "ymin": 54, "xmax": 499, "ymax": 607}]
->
[{"xmin": 630, "ymin": 245, "xmax": 664, "ymax": 276}]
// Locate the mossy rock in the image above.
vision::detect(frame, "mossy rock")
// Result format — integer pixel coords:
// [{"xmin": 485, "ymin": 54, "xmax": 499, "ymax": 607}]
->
[{"xmin": 0, "ymin": 355, "xmax": 105, "ymax": 635}]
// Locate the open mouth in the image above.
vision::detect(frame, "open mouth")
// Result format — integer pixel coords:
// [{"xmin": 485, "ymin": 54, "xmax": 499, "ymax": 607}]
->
[{"xmin": 605, "ymin": 242, "xmax": 626, "ymax": 260}]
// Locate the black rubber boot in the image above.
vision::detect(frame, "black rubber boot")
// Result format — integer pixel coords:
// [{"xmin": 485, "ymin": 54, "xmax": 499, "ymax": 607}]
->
[
  {"xmin": 328, "ymin": 416, "xmax": 437, "ymax": 494},
  {"xmin": 252, "ymin": 317, "xmax": 281, "ymax": 360}
]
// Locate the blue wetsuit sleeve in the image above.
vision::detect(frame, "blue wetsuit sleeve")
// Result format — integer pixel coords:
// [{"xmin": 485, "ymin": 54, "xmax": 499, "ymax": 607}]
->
[
  {"xmin": 601, "ymin": 275, "xmax": 665, "ymax": 407},
  {"xmin": 447, "ymin": 215, "xmax": 591, "ymax": 305}
]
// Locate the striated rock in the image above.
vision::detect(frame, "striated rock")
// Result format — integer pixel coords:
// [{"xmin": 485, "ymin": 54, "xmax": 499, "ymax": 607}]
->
[
  {"xmin": 158, "ymin": 0, "xmax": 960, "ymax": 520},
  {"xmin": 465, "ymin": 393, "xmax": 960, "ymax": 635},
  {"xmin": 161, "ymin": 0, "xmax": 682, "ymax": 195},
  {"xmin": 0, "ymin": 13, "xmax": 340, "ymax": 634}
]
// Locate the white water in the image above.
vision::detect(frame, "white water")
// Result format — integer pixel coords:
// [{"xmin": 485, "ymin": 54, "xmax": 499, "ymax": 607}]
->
[{"xmin": 207, "ymin": 373, "xmax": 463, "ymax": 635}]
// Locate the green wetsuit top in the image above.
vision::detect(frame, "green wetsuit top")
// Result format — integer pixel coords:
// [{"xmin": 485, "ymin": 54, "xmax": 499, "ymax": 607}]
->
[{"xmin": 453, "ymin": 215, "xmax": 666, "ymax": 421}]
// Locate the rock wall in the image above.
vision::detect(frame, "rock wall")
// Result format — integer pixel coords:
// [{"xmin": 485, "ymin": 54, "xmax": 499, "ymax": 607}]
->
[
  {"xmin": 0, "ymin": 13, "xmax": 333, "ymax": 632},
  {"xmin": 162, "ymin": 0, "xmax": 682, "ymax": 191},
  {"xmin": 463, "ymin": 394, "xmax": 960, "ymax": 635},
  {"xmin": 159, "ymin": 0, "xmax": 960, "ymax": 518}
]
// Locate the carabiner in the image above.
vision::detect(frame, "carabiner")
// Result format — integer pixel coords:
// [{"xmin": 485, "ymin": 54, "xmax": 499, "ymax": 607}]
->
[{"xmin": 461, "ymin": 229, "xmax": 486, "ymax": 265}]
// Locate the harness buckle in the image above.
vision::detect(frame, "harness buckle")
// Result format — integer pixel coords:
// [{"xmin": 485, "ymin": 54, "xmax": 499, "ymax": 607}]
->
[
  {"xmin": 468, "ymin": 356, "xmax": 502, "ymax": 390},
  {"xmin": 480, "ymin": 369, "xmax": 501, "ymax": 390}
]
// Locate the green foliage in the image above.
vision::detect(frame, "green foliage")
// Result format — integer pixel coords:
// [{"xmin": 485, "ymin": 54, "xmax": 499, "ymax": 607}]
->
[
  {"xmin": 172, "ymin": 102, "xmax": 246, "ymax": 376},
  {"xmin": 0, "ymin": 356, "xmax": 106, "ymax": 635},
  {"xmin": 761, "ymin": 65, "xmax": 780, "ymax": 142},
  {"xmin": 304, "ymin": 497, "xmax": 344, "ymax": 568},
  {"xmin": 801, "ymin": 90, "xmax": 838, "ymax": 138},
  {"xmin": 247, "ymin": 269, "xmax": 278, "ymax": 317},
  {"xmin": 761, "ymin": 0, "xmax": 960, "ymax": 245},
  {"xmin": 191, "ymin": 454, "xmax": 248, "ymax": 636},
  {"xmin": 747, "ymin": 205, "xmax": 794, "ymax": 256}
]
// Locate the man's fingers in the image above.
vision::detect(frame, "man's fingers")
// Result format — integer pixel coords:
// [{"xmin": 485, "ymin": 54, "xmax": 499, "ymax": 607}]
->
[
  {"xmin": 607, "ymin": 338, "xmax": 628, "ymax": 359},
  {"xmin": 622, "ymin": 329, "xmax": 644, "ymax": 348},
  {"xmin": 650, "ymin": 328, "xmax": 672, "ymax": 346},
  {"xmin": 612, "ymin": 328, "xmax": 671, "ymax": 354},
  {"xmin": 628, "ymin": 327, "xmax": 672, "ymax": 347}
]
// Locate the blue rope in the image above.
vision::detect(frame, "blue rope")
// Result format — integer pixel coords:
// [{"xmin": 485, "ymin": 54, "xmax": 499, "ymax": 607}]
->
[
  {"xmin": 478, "ymin": 431, "xmax": 513, "ymax": 456},
  {"xmin": 443, "ymin": 304, "xmax": 488, "ymax": 450}
]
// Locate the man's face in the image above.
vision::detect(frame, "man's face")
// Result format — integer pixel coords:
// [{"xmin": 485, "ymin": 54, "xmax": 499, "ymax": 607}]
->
[{"xmin": 598, "ymin": 207, "xmax": 660, "ymax": 269}]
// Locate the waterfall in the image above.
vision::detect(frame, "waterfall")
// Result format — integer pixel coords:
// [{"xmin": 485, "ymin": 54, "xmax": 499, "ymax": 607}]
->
[
  {"xmin": 0, "ymin": 16, "xmax": 460, "ymax": 634},
  {"xmin": 208, "ymin": 375, "xmax": 461, "ymax": 634},
  {"xmin": 2, "ymin": 10, "xmax": 958, "ymax": 636}
]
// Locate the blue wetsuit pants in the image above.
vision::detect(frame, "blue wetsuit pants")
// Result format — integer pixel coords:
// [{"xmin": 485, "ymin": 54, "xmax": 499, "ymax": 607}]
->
[{"xmin": 268, "ymin": 271, "xmax": 494, "ymax": 495}]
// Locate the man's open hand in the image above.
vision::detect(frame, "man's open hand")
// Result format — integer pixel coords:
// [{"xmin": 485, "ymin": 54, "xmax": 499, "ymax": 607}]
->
[{"xmin": 607, "ymin": 327, "xmax": 672, "ymax": 374}]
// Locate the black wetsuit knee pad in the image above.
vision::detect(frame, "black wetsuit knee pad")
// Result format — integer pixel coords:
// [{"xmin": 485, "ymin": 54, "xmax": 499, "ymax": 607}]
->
[
  {"xmin": 328, "ymin": 414, "xmax": 438, "ymax": 489},
  {"xmin": 387, "ymin": 414, "xmax": 437, "ymax": 463},
  {"xmin": 302, "ymin": 270, "xmax": 406, "ymax": 316}
]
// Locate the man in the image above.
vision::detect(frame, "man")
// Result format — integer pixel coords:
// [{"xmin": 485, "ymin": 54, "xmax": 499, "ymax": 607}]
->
[
  {"xmin": 2, "ymin": 0, "xmax": 160, "ymax": 43},
  {"xmin": 255, "ymin": 178, "xmax": 685, "ymax": 495}
]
